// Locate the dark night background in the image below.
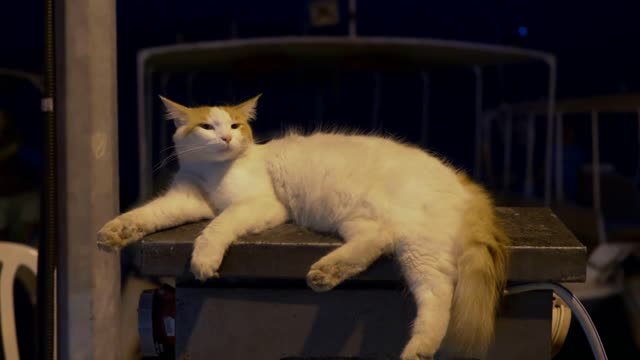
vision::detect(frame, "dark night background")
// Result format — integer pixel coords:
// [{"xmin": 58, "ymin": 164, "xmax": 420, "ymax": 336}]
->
[
  {"xmin": 2, "ymin": 1, "xmax": 640, "ymax": 210},
  {"xmin": 1, "ymin": 1, "xmax": 640, "ymax": 359}
]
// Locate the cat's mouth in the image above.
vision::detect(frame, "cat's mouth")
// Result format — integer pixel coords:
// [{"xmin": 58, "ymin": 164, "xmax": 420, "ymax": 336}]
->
[{"xmin": 214, "ymin": 144, "xmax": 237, "ymax": 155}]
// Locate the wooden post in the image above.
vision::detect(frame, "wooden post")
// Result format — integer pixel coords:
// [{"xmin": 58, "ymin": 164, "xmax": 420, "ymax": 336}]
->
[{"xmin": 56, "ymin": 0, "xmax": 121, "ymax": 358}]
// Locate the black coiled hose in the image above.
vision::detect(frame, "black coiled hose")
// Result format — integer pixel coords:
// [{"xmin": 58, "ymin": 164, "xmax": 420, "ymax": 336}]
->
[{"xmin": 37, "ymin": 0, "xmax": 56, "ymax": 358}]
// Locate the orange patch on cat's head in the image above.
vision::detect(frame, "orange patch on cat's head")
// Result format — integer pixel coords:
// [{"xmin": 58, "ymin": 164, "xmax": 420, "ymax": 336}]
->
[
  {"xmin": 221, "ymin": 94, "xmax": 261, "ymax": 123},
  {"xmin": 159, "ymin": 94, "xmax": 262, "ymax": 142},
  {"xmin": 221, "ymin": 93, "xmax": 261, "ymax": 141},
  {"xmin": 159, "ymin": 96, "xmax": 209, "ymax": 133}
]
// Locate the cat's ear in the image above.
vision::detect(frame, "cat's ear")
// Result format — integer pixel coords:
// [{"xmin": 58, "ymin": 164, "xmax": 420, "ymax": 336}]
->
[
  {"xmin": 159, "ymin": 96, "xmax": 189, "ymax": 127},
  {"xmin": 231, "ymin": 93, "xmax": 262, "ymax": 122}
]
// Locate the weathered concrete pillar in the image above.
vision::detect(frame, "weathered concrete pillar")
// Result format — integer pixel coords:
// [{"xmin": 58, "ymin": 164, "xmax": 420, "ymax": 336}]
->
[{"xmin": 56, "ymin": 0, "xmax": 121, "ymax": 358}]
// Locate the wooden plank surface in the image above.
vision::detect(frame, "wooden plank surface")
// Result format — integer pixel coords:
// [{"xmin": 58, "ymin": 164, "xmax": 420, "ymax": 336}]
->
[{"xmin": 129, "ymin": 207, "xmax": 586, "ymax": 283}]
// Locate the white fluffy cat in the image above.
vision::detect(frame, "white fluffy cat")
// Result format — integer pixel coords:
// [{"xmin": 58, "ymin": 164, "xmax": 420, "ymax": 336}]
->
[{"xmin": 98, "ymin": 94, "xmax": 509, "ymax": 360}]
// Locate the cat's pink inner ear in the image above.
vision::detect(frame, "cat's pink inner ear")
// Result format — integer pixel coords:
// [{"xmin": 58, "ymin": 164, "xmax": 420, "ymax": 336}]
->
[
  {"xmin": 234, "ymin": 93, "xmax": 262, "ymax": 122},
  {"xmin": 159, "ymin": 96, "xmax": 189, "ymax": 123}
]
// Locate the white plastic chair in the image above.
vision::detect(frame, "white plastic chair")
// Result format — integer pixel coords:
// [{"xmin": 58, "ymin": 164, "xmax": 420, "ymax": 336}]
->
[{"xmin": 0, "ymin": 241, "xmax": 37, "ymax": 360}]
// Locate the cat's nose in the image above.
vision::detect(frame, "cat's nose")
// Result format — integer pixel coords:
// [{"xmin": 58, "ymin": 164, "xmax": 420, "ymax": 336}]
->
[{"xmin": 221, "ymin": 135, "xmax": 232, "ymax": 144}]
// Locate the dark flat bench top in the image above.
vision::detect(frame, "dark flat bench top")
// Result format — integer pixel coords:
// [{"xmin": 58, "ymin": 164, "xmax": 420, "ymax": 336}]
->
[{"xmin": 129, "ymin": 207, "xmax": 586, "ymax": 283}]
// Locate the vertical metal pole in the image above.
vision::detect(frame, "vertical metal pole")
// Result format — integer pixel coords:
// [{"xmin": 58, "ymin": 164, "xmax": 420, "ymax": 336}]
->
[
  {"xmin": 544, "ymin": 60, "xmax": 557, "ymax": 206},
  {"xmin": 635, "ymin": 108, "xmax": 640, "ymax": 187},
  {"xmin": 419, "ymin": 72, "xmax": 430, "ymax": 147},
  {"xmin": 57, "ymin": 0, "xmax": 121, "ymax": 359},
  {"xmin": 186, "ymin": 72, "xmax": 195, "ymax": 104},
  {"xmin": 142, "ymin": 69, "xmax": 153, "ymax": 198},
  {"xmin": 484, "ymin": 112, "xmax": 495, "ymax": 186},
  {"xmin": 474, "ymin": 66, "xmax": 483, "ymax": 180},
  {"xmin": 503, "ymin": 109, "xmax": 513, "ymax": 192},
  {"xmin": 160, "ymin": 73, "xmax": 169, "ymax": 95},
  {"xmin": 591, "ymin": 110, "xmax": 606, "ymax": 243},
  {"xmin": 230, "ymin": 19, "xmax": 238, "ymax": 39},
  {"xmin": 348, "ymin": 0, "xmax": 357, "ymax": 37},
  {"xmin": 524, "ymin": 113, "xmax": 536, "ymax": 198},
  {"xmin": 137, "ymin": 58, "xmax": 151, "ymax": 201},
  {"xmin": 555, "ymin": 112, "xmax": 564, "ymax": 202},
  {"xmin": 592, "ymin": 111, "xmax": 601, "ymax": 212},
  {"xmin": 315, "ymin": 88, "xmax": 324, "ymax": 127},
  {"xmin": 158, "ymin": 73, "xmax": 170, "ymax": 161},
  {"xmin": 371, "ymin": 74, "xmax": 381, "ymax": 130}
]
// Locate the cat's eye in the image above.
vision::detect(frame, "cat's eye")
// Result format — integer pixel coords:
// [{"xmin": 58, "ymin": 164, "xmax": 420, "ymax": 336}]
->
[
  {"xmin": 198, "ymin": 123, "xmax": 214, "ymax": 130},
  {"xmin": 231, "ymin": 123, "xmax": 241, "ymax": 129}
]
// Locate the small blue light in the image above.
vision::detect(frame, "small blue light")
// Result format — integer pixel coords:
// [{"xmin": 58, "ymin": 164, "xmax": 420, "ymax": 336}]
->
[{"xmin": 517, "ymin": 26, "xmax": 529, "ymax": 37}]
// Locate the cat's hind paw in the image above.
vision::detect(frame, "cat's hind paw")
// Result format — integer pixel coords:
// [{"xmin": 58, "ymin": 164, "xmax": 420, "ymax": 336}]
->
[
  {"xmin": 399, "ymin": 354, "xmax": 433, "ymax": 360},
  {"xmin": 400, "ymin": 338, "xmax": 436, "ymax": 360},
  {"xmin": 97, "ymin": 216, "xmax": 145, "ymax": 251}
]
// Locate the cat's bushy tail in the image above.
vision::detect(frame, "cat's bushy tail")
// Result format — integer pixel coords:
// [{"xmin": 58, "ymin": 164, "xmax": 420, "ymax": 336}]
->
[{"xmin": 441, "ymin": 174, "xmax": 510, "ymax": 358}]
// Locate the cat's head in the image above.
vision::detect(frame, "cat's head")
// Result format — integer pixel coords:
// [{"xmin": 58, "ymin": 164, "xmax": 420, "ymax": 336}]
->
[{"xmin": 160, "ymin": 94, "xmax": 260, "ymax": 162}]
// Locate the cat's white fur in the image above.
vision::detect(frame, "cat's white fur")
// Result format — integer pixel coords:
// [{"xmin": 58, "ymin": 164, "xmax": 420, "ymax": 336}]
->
[{"xmin": 98, "ymin": 95, "xmax": 509, "ymax": 360}]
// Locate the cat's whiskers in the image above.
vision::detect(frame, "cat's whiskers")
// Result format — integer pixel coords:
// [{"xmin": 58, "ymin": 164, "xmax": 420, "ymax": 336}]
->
[
  {"xmin": 159, "ymin": 144, "xmax": 179, "ymax": 155},
  {"xmin": 153, "ymin": 143, "xmax": 214, "ymax": 173}
]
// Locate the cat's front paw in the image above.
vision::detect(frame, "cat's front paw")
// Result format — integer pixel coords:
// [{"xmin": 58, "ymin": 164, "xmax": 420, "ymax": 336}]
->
[
  {"xmin": 97, "ymin": 216, "xmax": 145, "ymax": 251},
  {"xmin": 190, "ymin": 236, "xmax": 223, "ymax": 281},
  {"xmin": 306, "ymin": 262, "xmax": 345, "ymax": 292},
  {"xmin": 400, "ymin": 338, "xmax": 435, "ymax": 360},
  {"xmin": 190, "ymin": 257, "xmax": 220, "ymax": 281}
]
